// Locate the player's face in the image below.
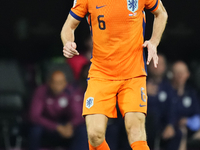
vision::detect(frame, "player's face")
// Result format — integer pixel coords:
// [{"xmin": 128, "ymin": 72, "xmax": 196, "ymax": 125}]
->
[
  {"xmin": 49, "ymin": 72, "xmax": 67, "ymax": 95},
  {"xmin": 172, "ymin": 62, "xmax": 190, "ymax": 86}
]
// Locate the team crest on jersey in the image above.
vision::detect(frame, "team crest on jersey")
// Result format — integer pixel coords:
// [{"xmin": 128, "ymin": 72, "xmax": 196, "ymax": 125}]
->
[
  {"xmin": 86, "ymin": 97, "xmax": 94, "ymax": 109},
  {"xmin": 73, "ymin": 0, "xmax": 77, "ymax": 7},
  {"xmin": 127, "ymin": 0, "xmax": 138, "ymax": 13}
]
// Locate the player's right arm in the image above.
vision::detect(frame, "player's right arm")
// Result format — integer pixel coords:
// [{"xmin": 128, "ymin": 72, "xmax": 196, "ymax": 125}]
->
[
  {"xmin": 61, "ymin": 14, "xmax": 80, "ymax": 58},
  {"xmin": 61, "ymin": 0, "xmax": 88, "ymax": 58}
]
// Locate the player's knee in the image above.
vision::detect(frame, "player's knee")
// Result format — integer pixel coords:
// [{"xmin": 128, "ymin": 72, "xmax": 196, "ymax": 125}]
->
[
  {"xmin": 125, "ymin": 113, "xmax": 146, "ymax": 140},
  {"xmin": 87, "ymin": 126, "xmax": 105, "ymax": 146},
  {"xmin": 127, "ymin": 125, "xmax": 142, "ymax": 139},
  {"xmin": 126, "ymin": 113, "xmax": 145, "ymax": 129}
]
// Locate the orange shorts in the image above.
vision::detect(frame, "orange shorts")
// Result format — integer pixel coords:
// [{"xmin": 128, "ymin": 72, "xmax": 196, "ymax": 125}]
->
[{"xmin": 82, "ymin": 76, "xmax": 147, "ymax": 118}]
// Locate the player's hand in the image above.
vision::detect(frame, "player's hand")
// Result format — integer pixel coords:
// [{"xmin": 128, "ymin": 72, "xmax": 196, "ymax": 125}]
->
[
  {"xmin": 162, "ymin": 124, "xmax": 175, "ymax": 140},
  {"xmin": 63, "ymin": 41, "xmax": 79, "ymax": 58},
  {"xmin": 143, "ymin": 41, "xmax": 158, "ymax": 68}
]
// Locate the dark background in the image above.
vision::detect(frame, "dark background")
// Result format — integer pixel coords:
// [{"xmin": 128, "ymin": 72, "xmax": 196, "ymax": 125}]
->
[
  {"xmin": 0, "ymin": 0, "xmax": 200, "ymax": 69},
  {"xmin": 0, "ymin": 0, "xmax": 200, "ymax": 148}
]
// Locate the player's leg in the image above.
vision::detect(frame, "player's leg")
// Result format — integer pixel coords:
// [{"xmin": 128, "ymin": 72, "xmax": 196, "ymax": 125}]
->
[
  {"xmin": 83, "ymin": 78, "xmax": 120, "ymax": 150},
  {"xmin": 117, "ymin": 76, "xmax": 150, "ymax": 150},
  {"xmin": 86, "ymin": 114, "xmax": 110, "ymax": 150},
  {"xmin": 125, "ymin": 112, "xmax": 149, "ymax": 150}
]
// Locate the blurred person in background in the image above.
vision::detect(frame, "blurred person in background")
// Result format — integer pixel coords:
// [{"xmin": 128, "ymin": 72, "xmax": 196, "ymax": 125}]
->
[
  {"xmin": 29, "ymin": 70, "xmax": 86, "ymax": 150},
  {"xmin": 171, "ymin": 61, "xmax": 200, "ymax": 150},
  {"xmin": 146, "ymin": 54, "xmax": 182, "ymax": 150},
  {"xmin": 67, "ymin": 36, "xmax": 92, "ymax": 80},
  {"xmin": 192, "ymin": 129, "xmax": 200, "ymax": 141},
  {"xmin": 69, "ymin": 63, "xmax": 90, "ymax": 150}
]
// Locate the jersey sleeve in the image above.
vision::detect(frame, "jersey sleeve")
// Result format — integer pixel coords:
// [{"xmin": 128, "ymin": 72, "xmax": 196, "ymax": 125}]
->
[
  {"xmin": 145, "ymin": 0, "xmax": 160, "ymax": 12},
  {"xmin": 70, "ymin": 0, "xmax": 88, "ymax": 21}
]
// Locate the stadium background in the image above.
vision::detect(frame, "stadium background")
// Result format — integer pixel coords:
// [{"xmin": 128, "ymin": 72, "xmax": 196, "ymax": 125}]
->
[
  {"xmin": 1, "ymin": 0, "xmax": 200, "ymax": 88},
  {"xmin": 0, "ymin": 0, "xmax": 200, "ymax": 149},
  {"xmin": 1, "ymin": 0, "xmax": 200, "ymax": 63}
]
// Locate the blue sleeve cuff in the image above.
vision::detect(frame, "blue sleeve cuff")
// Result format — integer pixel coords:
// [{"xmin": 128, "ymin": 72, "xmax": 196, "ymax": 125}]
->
[
  {"xmin": 70, "ymin": 10, "xmax": 83, "ymax": 21},
  {"xmin": 148, "ymin": 0, "xmax": 158, "ymax": 12}
]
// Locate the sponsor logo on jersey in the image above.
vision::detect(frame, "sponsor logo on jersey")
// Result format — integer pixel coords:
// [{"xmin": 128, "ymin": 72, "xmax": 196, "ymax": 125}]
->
[
  {"xmin": 139, "ymin": 104, "xmax": 146, "ymax": 107},
  {"xmin": 96, "ymin": 5, "xmax": 106, "ymax": 9}
]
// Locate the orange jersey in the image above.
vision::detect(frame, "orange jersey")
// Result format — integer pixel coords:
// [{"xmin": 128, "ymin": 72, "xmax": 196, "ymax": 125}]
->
[{"xmin": 70, "ymin": 0, "xmax": 160, "ymax": 79}]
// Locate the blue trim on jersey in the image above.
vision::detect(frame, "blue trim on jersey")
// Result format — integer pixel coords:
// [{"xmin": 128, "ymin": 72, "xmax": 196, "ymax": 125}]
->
[
  {"xmin": 143, "ymin": 18, "xmax": 146, "ymax": 37},
  {"xmin": 70, "ymin": 10, "xmax": 83, "ymax": 21},
  {"xmin": 90, "ymin": 50, "xmax": 93, "ymax": 59},
  {"xmin": 149, "ymin": 0, "xmax": 158, "ymax": 12},
  {"xmin": 89, "ymin": 15, "xmax": 93, "ymax": 59},
  {"xmin": 143, "ymin": 17, "xmax": 148, "ymax": 74},
  {"xmin": 143, "ymin": 50, "xmax": 148, "ymax": 74},
  {"xmin": 90, "ymin": 15, "xmax": 93, "ymax": 38}
]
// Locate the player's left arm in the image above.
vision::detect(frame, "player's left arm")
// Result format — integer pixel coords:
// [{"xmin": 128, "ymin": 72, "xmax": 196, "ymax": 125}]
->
[{"xmin": 143, "ymin": 1, "xmax": 168, "ymax": 68}]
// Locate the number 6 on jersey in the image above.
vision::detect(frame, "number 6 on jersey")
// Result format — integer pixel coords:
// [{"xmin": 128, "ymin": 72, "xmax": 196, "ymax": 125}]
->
[{"xmin": 98, "ymin": 15, "xmax": 106, "ymax": 30}]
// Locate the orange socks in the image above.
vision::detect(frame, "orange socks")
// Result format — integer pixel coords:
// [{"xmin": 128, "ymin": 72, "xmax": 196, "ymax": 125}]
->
[
  {"xmin": 131, "ymin": 141, "xmax": 150, "ymax": 150},
  {"xmin": 88, "ymin": 140, "xmax": 148, "ymax": 150},
  {"xmin": 89, "ymin": 139, "xmax": 110, "ymax": 150}
]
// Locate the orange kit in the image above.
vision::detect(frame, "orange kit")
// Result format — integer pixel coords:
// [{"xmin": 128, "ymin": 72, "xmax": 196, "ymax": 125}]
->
[{"xmin": 70, "ymin": 0, "xmax": 159, "ymax": 117}]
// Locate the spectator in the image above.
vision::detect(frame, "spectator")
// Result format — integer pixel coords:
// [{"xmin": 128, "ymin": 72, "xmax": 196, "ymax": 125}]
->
[
  {"xmin": 29, "ymin": 70, "xmax": 85, "ymax": 150},
  {"xmin": 171, "ymin": 61, "xmax": 200, "ymax": 150},
  {"xmin": 146, "ymin": 54, "xmax": 182, "ymax": 150},
  {"xmin": 192, "ymin": 129, "xmax": 200, "ymax": 140},
  {"xmin": 68, "ymin": 63, "xmax": 90, "ymax": 150}
]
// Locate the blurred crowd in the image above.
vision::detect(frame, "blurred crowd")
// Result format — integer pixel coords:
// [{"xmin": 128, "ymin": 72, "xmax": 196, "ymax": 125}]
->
[
  {"xmin": 0, "ymin": 37, "xmax": 200, "ymax": 150},
  {"xmin": 146, "ymin": 54, "xmax": 200, "ymax": 150}
]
